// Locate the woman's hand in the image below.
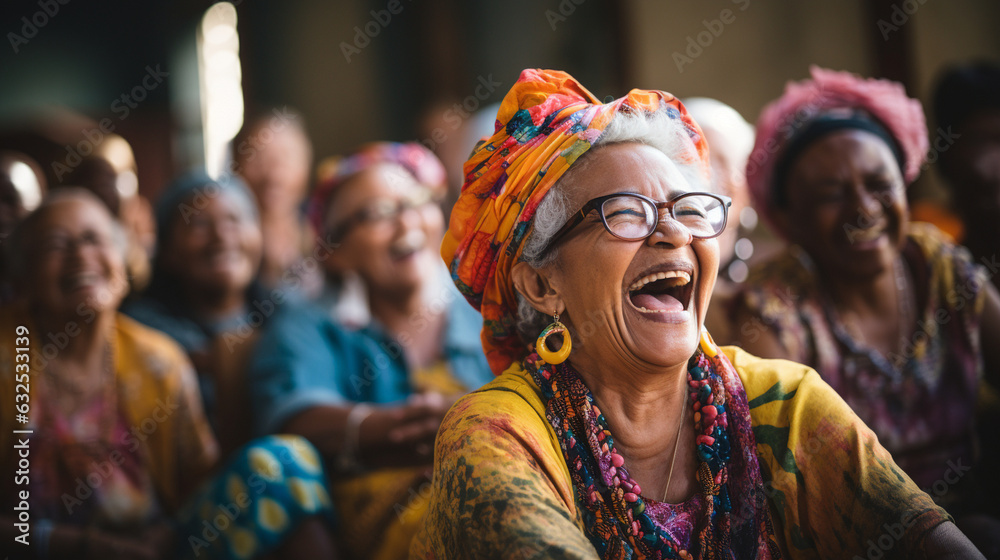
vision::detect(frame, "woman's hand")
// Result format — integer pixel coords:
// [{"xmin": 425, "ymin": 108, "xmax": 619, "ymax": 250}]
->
[
  {"xmin": 281, "ymin": 393, "xmax": 463, "ymax": 472},
  {"xmin": 360, "ymin": 392, "xmax": 458, "ymax": 467},
  {"xmin": 387, "ymin": 392, "xmax": 456, "ymax": 446}
]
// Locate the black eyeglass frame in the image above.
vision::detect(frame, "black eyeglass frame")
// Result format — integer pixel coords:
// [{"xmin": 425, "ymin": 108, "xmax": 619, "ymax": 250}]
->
[{"xmin": 544, "ymin": 191, "xmax": 733, "ymax": 252}]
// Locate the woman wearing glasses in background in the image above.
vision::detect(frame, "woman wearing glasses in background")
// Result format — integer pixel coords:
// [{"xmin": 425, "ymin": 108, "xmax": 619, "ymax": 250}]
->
[
  {"xmin": 410, "ymin": 69, "xmax": 984, "ymax": 559},
  {"xmin": 248, "ymin": 142, "xmax": 493, "ymax": 560}
]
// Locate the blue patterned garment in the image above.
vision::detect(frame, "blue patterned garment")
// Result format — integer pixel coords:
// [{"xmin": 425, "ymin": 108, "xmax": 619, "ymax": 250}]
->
[{"xmin": 176, "ymin": 435, "xmax": 334, "ymax": 559}]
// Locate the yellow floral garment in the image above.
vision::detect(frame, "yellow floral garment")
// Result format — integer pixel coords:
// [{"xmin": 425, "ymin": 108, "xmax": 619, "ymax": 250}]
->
[
  {"xmin": 410, "ymin": 347, "xmax": 950, "ymax": 559},
  {"xmin": 0, "ymin": 309, "xmax": 219, "ymax": 517}
]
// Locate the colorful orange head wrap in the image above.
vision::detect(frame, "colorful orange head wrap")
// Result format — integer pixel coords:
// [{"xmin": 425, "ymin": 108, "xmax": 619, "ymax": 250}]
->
[{"xmin": 442, "ymin": 69, "xmax": 709, "ymax": 374}]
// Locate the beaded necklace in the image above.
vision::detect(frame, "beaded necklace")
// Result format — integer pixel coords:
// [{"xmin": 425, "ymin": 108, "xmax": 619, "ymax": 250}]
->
[{"xmin": 526, "ymin": 337, "xmax": 780, "ymax": 559}]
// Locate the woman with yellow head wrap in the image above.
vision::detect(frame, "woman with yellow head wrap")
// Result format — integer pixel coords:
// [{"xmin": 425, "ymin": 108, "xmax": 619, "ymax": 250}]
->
[{"xmin": 411, "ymin": 69, "xmax": 984, "ymax": 559}]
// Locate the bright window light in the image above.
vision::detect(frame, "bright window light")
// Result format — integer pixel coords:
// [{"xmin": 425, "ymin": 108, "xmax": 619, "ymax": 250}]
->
[{"xmin": 197, "ymin": 2, "xmax": 243, "ymax": 179}]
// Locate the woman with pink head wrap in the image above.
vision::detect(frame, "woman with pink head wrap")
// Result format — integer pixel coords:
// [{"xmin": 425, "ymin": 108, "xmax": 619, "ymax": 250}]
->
[{"xmin": 733, "ymin": 67, "xmax": 1000, "ymax": 553}]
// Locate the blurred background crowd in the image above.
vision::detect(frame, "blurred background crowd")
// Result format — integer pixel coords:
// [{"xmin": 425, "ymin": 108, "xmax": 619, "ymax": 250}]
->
[{"xmin": 1, "ymin": 0, "xmax": 999, "ymax": 558}]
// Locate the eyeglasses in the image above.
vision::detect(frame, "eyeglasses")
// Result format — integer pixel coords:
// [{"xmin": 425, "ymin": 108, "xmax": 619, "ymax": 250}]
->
[
  {"xmin": 325, "ymin": 188, "xmax": 441, "ymax": 240},
  {"xmin": 545, "ymin": 191, "xmax": 732, "ymax": 251}
]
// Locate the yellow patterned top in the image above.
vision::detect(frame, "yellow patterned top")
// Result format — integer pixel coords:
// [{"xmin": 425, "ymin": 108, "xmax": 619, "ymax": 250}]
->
[
  {"xmin": 0, "ymin": 309, "xmax": 219, "ymax": 514},
  {"xmin": 410, "ymin": 346, "xmax": 950, "ymax": 559}
]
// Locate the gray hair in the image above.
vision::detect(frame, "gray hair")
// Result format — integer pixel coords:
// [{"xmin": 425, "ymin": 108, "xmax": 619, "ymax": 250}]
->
[
  {"xmin": 6, "ymin": 188, "xmax": 128, "ymax": 284},
  {"xmin": 682, "ymin": 97, "xmax": 755, "ymax": 196},
  {"xmin": 514, "ymin": 107, "xmax": 707, "ymax": 343}
]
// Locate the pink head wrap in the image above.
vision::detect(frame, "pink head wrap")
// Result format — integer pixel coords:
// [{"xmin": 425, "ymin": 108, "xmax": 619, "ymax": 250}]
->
[{"xmin": 746, "ymin": 66, "xmax": 928, "ymax": 232}]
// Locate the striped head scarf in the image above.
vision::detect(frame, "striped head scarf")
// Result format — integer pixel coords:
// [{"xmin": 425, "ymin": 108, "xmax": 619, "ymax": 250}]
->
[{"xmin": 442, "ymin": 69, "xmax": 710, "ymax": 374}]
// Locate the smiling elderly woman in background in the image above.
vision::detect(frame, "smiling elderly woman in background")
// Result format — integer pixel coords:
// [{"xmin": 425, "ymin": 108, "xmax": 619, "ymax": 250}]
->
[
  {"xmin": 0, "ymin": 188, "xmax": 337, "ymax": 560},
  {"xmin": 126, "ymin": 172, "xmax": 269, "ymax": 455},
  {"xmin": 0, "ymin": 189, "xmax": 218, "ymax": 559},
  {"xmin": 731, "ymin": 68, "xmax": 1000, "ymax": 553},
  {"xmin": 410, "ymin": 69, "xmax": 985, "ymax": 559},
  {"xmin": 249, "ymin": 142, "xmax": 493, "ymax": 560}
]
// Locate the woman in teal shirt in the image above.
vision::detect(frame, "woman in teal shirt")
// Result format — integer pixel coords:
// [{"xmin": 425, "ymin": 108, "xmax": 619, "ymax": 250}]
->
[{"xmin": 248, "ymin": 142, "xmax": 493, "ymax": 560}]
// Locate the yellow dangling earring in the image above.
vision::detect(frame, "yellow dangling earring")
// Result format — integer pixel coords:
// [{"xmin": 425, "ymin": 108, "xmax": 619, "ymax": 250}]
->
[
  {"xmin": 700, "ymin": 328, "xmax": 718, "ymax": 359},
  {"xmin": 536, "ymin": 311, "xmax": 572, "ymax": 364}
]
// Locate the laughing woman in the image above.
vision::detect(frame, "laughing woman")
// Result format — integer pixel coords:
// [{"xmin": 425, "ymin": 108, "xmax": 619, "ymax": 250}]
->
[
  {"xmin": 125, "ymin": 172, "xmax": 269, "ymax": 455},
  {"xmin": 410, "ymin": 70, "xmax": 985, "ymax": 559},
  {"xmin": 249, "ymin": 142, "xmax": 493, "ymax": 560},
  {"xmin": 0, "ymin": 188, "xmax": 336, "ymax": 560},
  {"xmin": 126, "ymin": 173, "xmax": 338, "ymax": 559},
  {"xmin": 0, "ymin": 190, "xmax": 218, "ymax": 559},
  {"xmin": 731, "ymin": 68, "xmax": 1000, "ymax": 552}
]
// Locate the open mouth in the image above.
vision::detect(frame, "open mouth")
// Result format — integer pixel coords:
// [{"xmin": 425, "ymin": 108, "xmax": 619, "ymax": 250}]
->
[
  {"xmin": 207, "ymin": 249, "xmax": 242, "ymax": 263},
  {"xmin": 851, "ymin": 227, "xmax": 884, "ymax": 243},
  {"xmin": 627, "ymin": 268, "xmax": 695, "ymax": 314},
  {"xmin": 389, "ymin": 229, "xmax": 427, "ymax": 260},
  {"xmin": 59, "ymin": 271, "xmax": 102, "ymax": 292},
  {"xmin": 845, "ymin": 222, "xmax": 890, "ymax": 249},
  {"xmin": 202, "ymin": 248, "xmax": 249, "ymax": 272}
]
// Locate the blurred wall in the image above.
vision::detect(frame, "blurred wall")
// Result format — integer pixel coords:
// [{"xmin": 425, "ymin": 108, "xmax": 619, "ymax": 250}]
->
[
  {"xmin": 911, "ymin": 0, "xmax": 1000, "ymax": 101},
  {"xmin": 0, "ymin": 0, "xmax": 205, "ymax": 199},
  {"xmin": 625, "ymin": 0, "xmax": 1000, "ymax": 202},
  {"xmin": 627, "ymin": 0, "xmax": 871, "ymax": 120},
  {"xmin": 239, "ymin": 0, "xmax": 627, "ymax": 161},
  {"xmin": 628, "ymin": 0, "xmax": 1000, "ymax": 120},
  {"xmin": 910, "ymin": 0, "xmax": 1000, "ymax": 199},
  {"xmin": 1, "ymin": 0, "xmax": 998, "ymax": 203},
  {"xmin": 257, "ymin": 0, "xmax": 999, "ymax": 172},
  {"xmin": 239, "ymin": 1, "xmax": 380, "ymax": 161}
]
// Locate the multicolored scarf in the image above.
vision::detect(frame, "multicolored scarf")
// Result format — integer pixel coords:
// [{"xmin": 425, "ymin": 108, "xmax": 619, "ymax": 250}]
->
[
  {"xmin": 527, "ymin": 338, "xmax": 780, "ymax": 559},
  {"xmin": 442, "ymin": 69, "xmax": 709, "ymax": 375}
]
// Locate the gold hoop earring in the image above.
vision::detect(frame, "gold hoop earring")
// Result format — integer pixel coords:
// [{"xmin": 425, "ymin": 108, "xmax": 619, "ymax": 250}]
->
[{"xmin": 536, "ymin": 311, "xmax": 572, "ymax": 364}]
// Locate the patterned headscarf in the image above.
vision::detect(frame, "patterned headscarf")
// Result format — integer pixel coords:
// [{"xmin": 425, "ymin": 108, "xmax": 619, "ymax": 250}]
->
[
  {"xmin": 746, "ymin": 66, "xmax": 928, "ymax": 233},
  {"xmin": 443, "ymin": 69, "xmax": 710, "ymax": 374},
  {"xmin": 307, "ymin": 142, "xmax": 446, "ymax": 234}
]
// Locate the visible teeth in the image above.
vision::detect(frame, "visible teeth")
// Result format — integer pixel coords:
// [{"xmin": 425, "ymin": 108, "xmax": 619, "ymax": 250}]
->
[
  {"xmin": 210, "ymin": 251, "xmax": 239, "ymax": 262},
  {"xmin": 628, "ymin": 270, "xmax": 691, "ymax": 292},
  {"xmin": 391, "ymin": 229, "xmax": 426, "ymax": 257},
  {"xmin": 852, "ymin": 228, "xmax": 883, "ymax": 243},
  {"xmin": 66, "ymin": 272, "xmax": 98, "ymax": 289}
]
